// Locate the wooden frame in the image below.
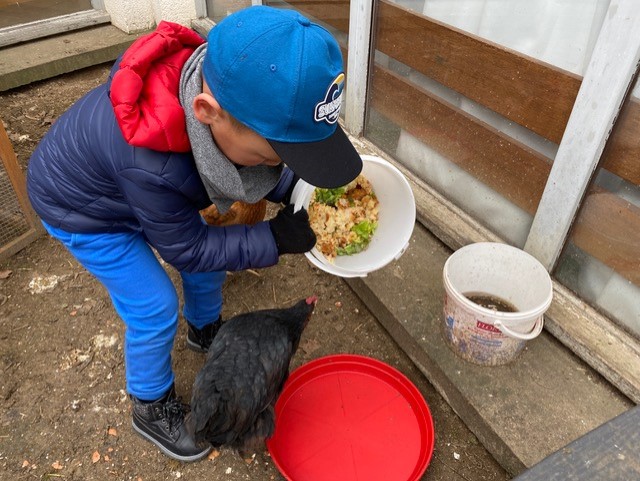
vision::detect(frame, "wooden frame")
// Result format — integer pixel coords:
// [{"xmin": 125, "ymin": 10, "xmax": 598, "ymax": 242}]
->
[
  {"xmin": 0, "ymin": 122, "xmax": 43, "ymax": 262},
  {"xmin": 0, "ymin": 9, "xmax": 110, "ymax": 48}
]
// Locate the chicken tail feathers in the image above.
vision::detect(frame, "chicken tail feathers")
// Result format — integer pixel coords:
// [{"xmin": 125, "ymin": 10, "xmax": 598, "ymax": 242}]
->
[{"xmin": 234, "ymin": 404, "xmax": 275, "ymax": 454}]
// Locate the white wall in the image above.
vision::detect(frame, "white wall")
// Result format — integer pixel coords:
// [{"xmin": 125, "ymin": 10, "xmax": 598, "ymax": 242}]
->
[
  {"xmin": 103, "ymin": 0, "xmax": 198, "ymax": 32},
  {"xmin": 151, "ymin": 0, "xmax": 198, "ymax": 27}
]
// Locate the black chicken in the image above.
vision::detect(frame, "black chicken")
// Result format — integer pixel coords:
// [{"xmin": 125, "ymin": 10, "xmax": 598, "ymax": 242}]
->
[{"xmin": 188, "ymin": 296, "xmax": 317, "ymax": 453}]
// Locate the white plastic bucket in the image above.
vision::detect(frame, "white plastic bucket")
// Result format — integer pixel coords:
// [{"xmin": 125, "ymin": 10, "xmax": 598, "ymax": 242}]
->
[
  {"xmin": 442, "ymin": 242, "xmax": 553, "ymax": 366},
  {"xmin": 291, "ymin": 155, "xmax": 416, "ymax": 278}
]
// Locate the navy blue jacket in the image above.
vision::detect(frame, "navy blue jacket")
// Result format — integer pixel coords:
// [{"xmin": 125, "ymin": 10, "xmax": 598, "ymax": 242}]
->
[{"xmin": 27, "ymin": 65, "xmax": 291, "ymax": 273}]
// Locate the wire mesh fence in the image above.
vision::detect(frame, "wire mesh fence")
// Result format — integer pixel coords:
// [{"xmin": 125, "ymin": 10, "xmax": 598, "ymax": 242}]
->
[
  {"xmin": 0, "ymin": 122, "xmax": 42, "ymax": 261},
  {"xmin": 0, "ymin": 162, "xmax": 30, "ymax": 246}
]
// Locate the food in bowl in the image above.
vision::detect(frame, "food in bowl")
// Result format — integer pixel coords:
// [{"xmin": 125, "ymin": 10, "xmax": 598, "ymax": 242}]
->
[{"xmin": 308, "ymin": 174, "xmax": 379, "ymax": 261}]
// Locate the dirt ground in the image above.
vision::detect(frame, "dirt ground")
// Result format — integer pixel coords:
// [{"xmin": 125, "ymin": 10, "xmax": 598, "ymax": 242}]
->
[{"xmin": 0, "ymin": 65, "xmax": 510, "ymax": 481}]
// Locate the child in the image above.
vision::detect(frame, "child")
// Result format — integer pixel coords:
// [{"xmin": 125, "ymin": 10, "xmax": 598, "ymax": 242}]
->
[{"xmin": 26, "ymin": 6, "xmax": 361, "ymax": 462}]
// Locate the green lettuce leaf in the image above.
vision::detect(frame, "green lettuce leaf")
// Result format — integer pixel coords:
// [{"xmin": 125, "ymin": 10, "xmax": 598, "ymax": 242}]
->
[
  {"xmin": 314, "ymin": 187, "xmax": 346, "ymax": 206},
  {"xmin": 336, "ymin": 220, "xmax": 378, "ymax": 256}
]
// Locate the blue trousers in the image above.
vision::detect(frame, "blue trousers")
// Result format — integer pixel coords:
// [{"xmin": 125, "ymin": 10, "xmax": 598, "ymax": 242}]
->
[{"xmin": 43, "ymin": 222, "xmax": 226, "ymax": 401}]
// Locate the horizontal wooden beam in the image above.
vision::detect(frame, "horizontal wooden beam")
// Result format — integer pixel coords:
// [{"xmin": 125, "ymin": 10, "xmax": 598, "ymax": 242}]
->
[
  {"xmin": 281, "ymin": 0, "xmax": 351, "ymax": 32},
  {"xmin": 571, "ymin": 189, "xmax": 640, "ymax": 284},
  {"xmin": 0, "ymin": 9, "xmax": 111, "ymax": 48},
  {"xmin": 371, "ymin": 65, "xmax": 550, "ymax": 213},
  {"xmin": 375, "ymin": 1, "xmax": 579, "ymax": 145},
  {"xmin": 601, "ymin": 96, "xmax": 640, "ymax": 186}
]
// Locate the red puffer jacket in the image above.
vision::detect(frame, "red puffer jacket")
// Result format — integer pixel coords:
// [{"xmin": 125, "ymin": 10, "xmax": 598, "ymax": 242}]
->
[{"xmin": 110, "ymin": 21, "xmax": 203, "ymax": 152}]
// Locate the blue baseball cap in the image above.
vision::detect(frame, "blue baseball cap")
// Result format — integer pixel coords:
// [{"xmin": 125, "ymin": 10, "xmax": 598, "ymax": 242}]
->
[{"xmin": 203, "ymin": 6, "xmax": 362, "ymax": 188}]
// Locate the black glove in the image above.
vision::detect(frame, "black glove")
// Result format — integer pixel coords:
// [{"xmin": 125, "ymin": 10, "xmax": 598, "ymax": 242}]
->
[{"xmin": 268, "ymin": 204, "xmax": 316, "ymax": 255}]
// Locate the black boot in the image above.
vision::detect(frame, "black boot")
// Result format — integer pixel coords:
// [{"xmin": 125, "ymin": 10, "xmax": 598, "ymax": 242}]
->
[
  {"xmin": 186, "ymin": 316, "xmax": 222, "ymax": 353},
  {"xmin": 131, "ymin": 386, "xmax": 210, "ymax": 462}
]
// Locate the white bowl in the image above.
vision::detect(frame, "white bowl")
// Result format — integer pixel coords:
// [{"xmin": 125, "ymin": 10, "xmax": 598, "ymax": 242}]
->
[{"xmin": 291, "ymin": 155, "xmax": 416, "ymax": 277}]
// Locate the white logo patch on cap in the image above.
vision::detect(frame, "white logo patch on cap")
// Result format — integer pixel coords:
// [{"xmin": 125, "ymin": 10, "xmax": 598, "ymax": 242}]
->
[{"xmin": 314, "ymin": 73, "xmax": 345, "ymax": 125}]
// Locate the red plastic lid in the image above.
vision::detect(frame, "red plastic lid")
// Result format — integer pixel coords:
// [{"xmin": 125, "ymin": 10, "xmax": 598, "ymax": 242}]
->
[{"xmin": 267, "ymin": 354, "xmax": 435, "ymax": 481}]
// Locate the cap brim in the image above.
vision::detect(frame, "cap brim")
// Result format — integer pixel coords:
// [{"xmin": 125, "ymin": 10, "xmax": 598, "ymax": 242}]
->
[{"xmin": 268, "ymin": 124, "xmax": 362, "ymax": 188}]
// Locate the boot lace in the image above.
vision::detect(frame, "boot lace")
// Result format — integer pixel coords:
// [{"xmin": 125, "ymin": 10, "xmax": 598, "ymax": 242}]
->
[{"xmin": 162, "ymin": 398, "xmax": 189, "ymax": 436}]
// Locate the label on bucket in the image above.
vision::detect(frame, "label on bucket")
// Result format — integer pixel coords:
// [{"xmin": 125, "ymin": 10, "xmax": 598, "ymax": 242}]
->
[
  {"xmin": 476, "ymin": 321, "xmax": 501, "ymax": 333},
  {"xmin": 443, "ymin": 295, "xmax": 526, "ymax": 366}
]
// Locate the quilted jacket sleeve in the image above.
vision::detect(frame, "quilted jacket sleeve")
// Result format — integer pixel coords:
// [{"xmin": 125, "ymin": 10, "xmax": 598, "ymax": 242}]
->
[
  {"xmin": 115, "ymin": 166, "xmax": 279, "ymax": 273},
  {"xmin": 265, "ymin": 167, "xmax": 295, "ymax": 204}
]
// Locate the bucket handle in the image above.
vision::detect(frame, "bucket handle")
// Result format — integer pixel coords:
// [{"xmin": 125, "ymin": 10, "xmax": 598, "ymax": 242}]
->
[{"xmin": 494, "ymin": 316, "xmax": 544, "ymax": 340}]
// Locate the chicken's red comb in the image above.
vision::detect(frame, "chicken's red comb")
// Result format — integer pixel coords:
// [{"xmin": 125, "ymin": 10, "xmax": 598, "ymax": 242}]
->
[{"xmin": 306, "ymin": 295, "xmax": 318, "ymax": 305}]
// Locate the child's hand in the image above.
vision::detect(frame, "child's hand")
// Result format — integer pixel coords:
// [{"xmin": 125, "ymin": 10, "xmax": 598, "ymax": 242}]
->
[{"xmin": 268, "ymin": 205, "xmax": 316, "ymax": 255}]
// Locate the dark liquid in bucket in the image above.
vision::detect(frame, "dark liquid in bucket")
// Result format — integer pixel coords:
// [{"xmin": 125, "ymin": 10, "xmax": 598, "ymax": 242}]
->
[{"xmin": 464, "ymin": 293, "xmax": 518, "ymax": 313}]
